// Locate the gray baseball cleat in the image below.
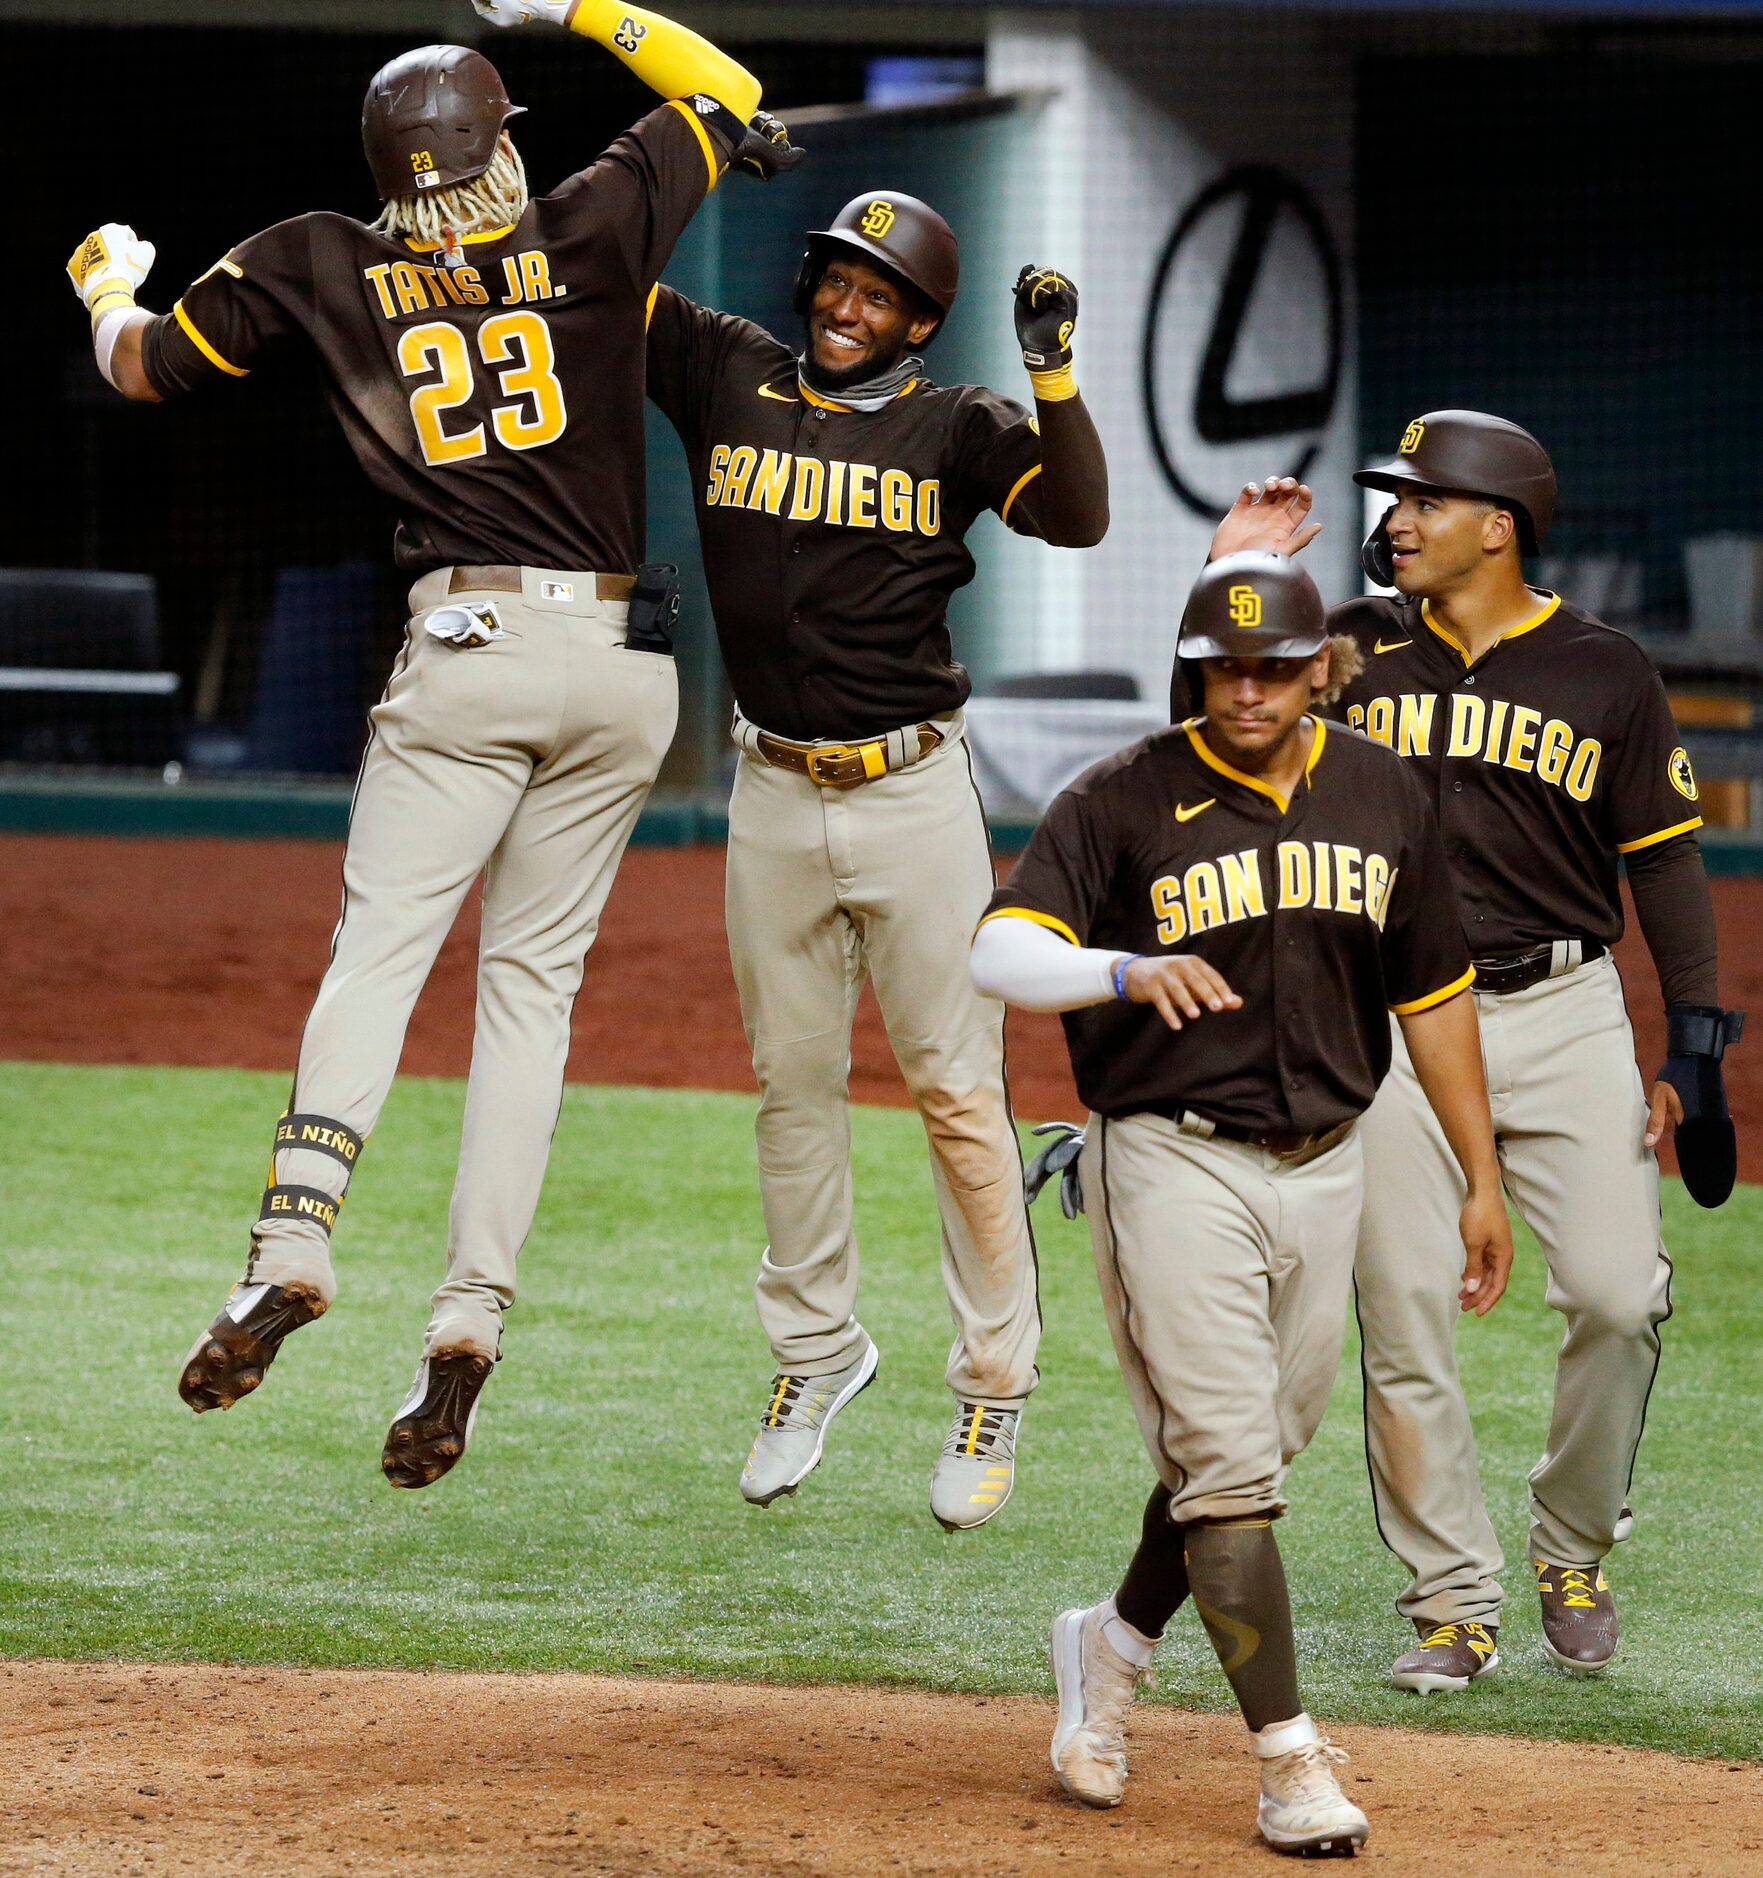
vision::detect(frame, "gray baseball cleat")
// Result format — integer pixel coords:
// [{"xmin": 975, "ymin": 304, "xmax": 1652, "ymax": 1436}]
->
[
  {"xmin": 382, "ymin": 1346, "xmax": 497, "ymax": 1489},
  {"xmin": 1049, "ymin": 1603, "xmax": 1150, "ymax": 1807},
  {"xmin": 930, "ymin": 1403, "xmax": 1021, "ymax": 1531},
  {"xmin": 740, "ymin": 1334, "xmax": 879, "ymax": 1506},
  {"xmin": 178, "ymin": 1278, "xmax": 328, "ymax": 1413}
]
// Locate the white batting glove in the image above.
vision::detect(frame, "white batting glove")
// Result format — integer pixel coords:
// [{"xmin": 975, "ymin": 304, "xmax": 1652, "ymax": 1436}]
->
[
  {"xmin": 471, "ymin": 0, "xmax": 572, "ymax": 27},
  {"xmin": 67, "ymin": 223, "xmax": 156, "ymax": 313}
]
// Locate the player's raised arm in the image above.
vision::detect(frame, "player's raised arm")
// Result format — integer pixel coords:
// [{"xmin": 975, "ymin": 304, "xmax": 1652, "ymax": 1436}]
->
[
  {"xmin": 473, "ymin": 0, "xmax": 802, "ymax": 179},
  {"xmin": 1005, "ymin": 265, "xmax": 1108, "ymax": 547}
]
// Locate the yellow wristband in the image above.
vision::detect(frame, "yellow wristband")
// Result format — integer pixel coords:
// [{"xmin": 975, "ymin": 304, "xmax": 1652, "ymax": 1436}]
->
[
  {"xmin": 1028, "ymin": 364, "xmax": 1078, "ymax": 403},
  {"xmin": 87, "ymin": 283, "xmax": 138, "ymax": 319}
]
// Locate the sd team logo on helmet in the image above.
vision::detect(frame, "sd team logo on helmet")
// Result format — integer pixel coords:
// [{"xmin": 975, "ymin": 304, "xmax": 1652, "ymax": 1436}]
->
[
  {"xmin": 793, "ymin": 192, "xmax": 961, "ymax": 339},
  {"xmin": 1178, "ymin": 551, "xmax": 1329, "ymax": 661}
]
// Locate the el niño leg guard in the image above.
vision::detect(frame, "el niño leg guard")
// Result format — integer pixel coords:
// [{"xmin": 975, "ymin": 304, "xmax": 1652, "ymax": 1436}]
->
[
  {"xmin": 1184, "ymin": 1518, "xmax": 1302, "ymax": 1733},
  {"xmin": 1115, "ymin": 1482, "xmax": 1190, "ymax": 1637}
]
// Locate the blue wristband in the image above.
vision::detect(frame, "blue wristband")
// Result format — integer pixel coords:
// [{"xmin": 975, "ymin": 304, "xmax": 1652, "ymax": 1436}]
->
[{"xmin": 1112, "ymin": 954, "xmax": 1143, "ymax": 1000}]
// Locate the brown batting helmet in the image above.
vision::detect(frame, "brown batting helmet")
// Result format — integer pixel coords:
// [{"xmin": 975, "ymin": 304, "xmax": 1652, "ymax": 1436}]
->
[
  {"xmin": 363, "ymin": 45, "xmax": 525, "ymax": 205},
  {"xmin": 793, "ymin": 192, "xmax": 961, "ymax": 336},
  {"xmin": 1177, "ymin": 553, "xmax": 1329, "ymax": 662},
  {"xmin": 1355, "ymin": 409, "xmax": 1557, "ymax": 553}
]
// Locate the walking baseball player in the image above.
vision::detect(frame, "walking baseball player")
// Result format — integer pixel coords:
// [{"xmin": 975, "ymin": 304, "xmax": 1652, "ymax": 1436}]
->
[
  {"xmin": 972, "ymin": 552, "xmax": 1511, "ymax": 1855},
  {"xmin": 68, "ymin": 5, "xmax": 800, "ymax": 1485},
  {"xmin": 1210, "ymin": 413, "xmax": 1743, "ymax": 1687},
  {"xmin": 645, "ymin": 197, "xmax": 1109, "ymax": 1526}
]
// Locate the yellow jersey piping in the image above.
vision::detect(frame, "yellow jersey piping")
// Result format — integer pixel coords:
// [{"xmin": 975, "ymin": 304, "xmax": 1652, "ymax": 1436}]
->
[
  {"xmin": 1617, "ymin": 815, "xmax": 1703, "ymax": 854},
  {"xmin": 645, "ymin": 283, "xmax": 659, "ymax": 330},
  {"xmin": 1421, "ymin": 591, "xmax": 1561, "ymax": 667},
  {"xmin": 1000, "ymin": 463, "xmax": 1042, "ymax": 527},
  {"xmin": 172, "ymin": 300, "xmax": 248, "ymax": 377},
  {"xmin": 667, "ymin": 97, "xmax": 722, "ymax": 194},
  {"xmin": 402, "ymin": 223, "xmax": 517, "ymax": 253},
  {"xmin": 1183, "ymin": 716, "xmax": 1326, "ymax": 814},
  {"xmin": 1390, "ymin": 963, "xmax": 1477, "ymax": 1015},
  {"xmin": 797, "ymin": 378, "xmax": 920, "ymax": 414},
  {"xmin": 976, "ymin": 905, "xmax": 1080, "ymax": 947}
]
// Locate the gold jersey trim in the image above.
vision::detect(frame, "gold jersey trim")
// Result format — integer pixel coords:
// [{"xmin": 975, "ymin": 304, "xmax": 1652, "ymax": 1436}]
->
[
  {"xmin": 1000, "ymin": 462, "xmax": 1042, "ymax": 528},
  {"xmin": 1184, "ymin": 716, "xmax": 1327, "ymax": 814},
  {"xmin": 1616, "ymin": 814, "xmax": 1704, "ymax": 855},
  {"xmin": 172, "ymin": 299, "xmax": 248, "ymax": 377},
  {"xmin": 402, "ymin": 223, "xmax": 517, "ymax": 254},
  {"xmin": 667, "ymin": 97, "xmax": 722, "ymax": 194},
  {"xmin": 975, "ymin": 905, "xmax": 1081, "ymax": 947},
  {"xmin": 1390, "ymin": 963, "xmax": 1477, "ymax": 1015},
  {"xmin": 1420, "ymin": 591, "xmax": 1561, "ymax": 667}
]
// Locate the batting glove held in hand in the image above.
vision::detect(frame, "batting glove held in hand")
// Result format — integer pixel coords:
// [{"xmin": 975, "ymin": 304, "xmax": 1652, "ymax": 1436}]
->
[
  {"xmin": 472, "ymin": 0, "xmax": 572, "ymax": 27},
  {"xmin": 1014, "ymin": 264, "xmax": 1078, "ymax": 372},
  {"xmin": 68, "ymin": 223, "xmax": 155, "ymax": 316},
  {"xmin": 1024, "ymin": 1121, "xmax": 1086, "ymax": 1219}
]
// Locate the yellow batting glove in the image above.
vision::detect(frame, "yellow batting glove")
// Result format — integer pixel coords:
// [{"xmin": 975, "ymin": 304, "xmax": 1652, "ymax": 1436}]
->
[{"xmin": 68, "ymin": 223, "xmax": 156, "ymax": 319}]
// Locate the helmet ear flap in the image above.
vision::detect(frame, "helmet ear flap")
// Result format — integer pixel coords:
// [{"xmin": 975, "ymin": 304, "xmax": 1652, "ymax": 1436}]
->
[
  {"xmin": 1361, "ymin": 504, "xmax": 1397, "ymax": 588},
  {"xmin": 792, "ymin": 245, "xmax": 820, "ymax": 319}
]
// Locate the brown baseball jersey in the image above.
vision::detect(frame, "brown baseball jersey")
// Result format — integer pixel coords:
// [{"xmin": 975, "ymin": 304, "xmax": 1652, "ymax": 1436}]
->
[
  {"xmin": 981, "ymin": 719, "xmax": 1473, "ymax": 1132},
  {"xmin": 645, "ymin": 286, "xmax": 1047, "ymax": 741},
  {"xmin": 1330, "ymin": 591, "xmax": 1703, "ymax": 952},
  {"xmin": 140, "ymin": 102, "xmax": 731, "ymax": 577}
]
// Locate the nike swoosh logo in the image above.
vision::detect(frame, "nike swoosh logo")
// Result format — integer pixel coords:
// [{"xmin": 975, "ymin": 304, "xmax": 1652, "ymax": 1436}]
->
[
  {"xmin": 1374, "ymin": 637, "xmax": 1413, "ymax": 654},
  {"xmin": 1174, "ymin": 799, "xmax": 1215, "ymax": 823},
  {"xmin": 757, "ymin": 382, "xmax": 799, "ymax": 403}
]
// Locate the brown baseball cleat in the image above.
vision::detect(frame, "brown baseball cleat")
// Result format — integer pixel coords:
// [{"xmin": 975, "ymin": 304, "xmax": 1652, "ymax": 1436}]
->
[
  {"xmin": 1390, "ymin": 1620, "xmax": 1500, "ymax": 1693},
  {"xmin": 178, "ymin": 1280, "xmax": 328, "ymax": 1413},
  {"xmin": 382, "ymin": 1348, "xmax": 497, "ymax": 1489},
  {"xmin": 1535, "ymin": 1559, "xmax": 1619, "ymax": 1675}
]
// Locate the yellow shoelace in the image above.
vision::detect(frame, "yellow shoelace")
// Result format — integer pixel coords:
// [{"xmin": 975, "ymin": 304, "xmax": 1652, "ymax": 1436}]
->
[
  {"xmin": 1420, "ymin": 1622, "xmax": 1494, "ymax": 1656},
  {"xmin": 1535, "ymin": 1561, "xmax": 1603, "ymax": 1609}
]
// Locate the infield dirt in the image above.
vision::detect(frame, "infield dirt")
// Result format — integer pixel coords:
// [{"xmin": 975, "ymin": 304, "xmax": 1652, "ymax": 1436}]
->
[{"xmin": 4, "ymin": 1659, "xmax": 1758, "ymax": 1876}]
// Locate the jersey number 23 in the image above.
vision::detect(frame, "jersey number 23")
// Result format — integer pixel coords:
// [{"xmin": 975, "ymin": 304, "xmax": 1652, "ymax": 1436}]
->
[{"xmin": 398, "ymin": 312, "xmax": 567, "ymax": 467}]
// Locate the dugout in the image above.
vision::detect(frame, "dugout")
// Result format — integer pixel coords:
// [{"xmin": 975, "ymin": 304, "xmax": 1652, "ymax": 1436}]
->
[{"xmin": 6, "ymin": 0, "xmax": 1763, "ymax": 849}]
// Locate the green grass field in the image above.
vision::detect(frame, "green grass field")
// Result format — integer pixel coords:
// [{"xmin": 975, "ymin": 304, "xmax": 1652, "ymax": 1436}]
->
[{"xmin": 2, "ymin": 1059, "xmax": 1758, "ymax": 1759}]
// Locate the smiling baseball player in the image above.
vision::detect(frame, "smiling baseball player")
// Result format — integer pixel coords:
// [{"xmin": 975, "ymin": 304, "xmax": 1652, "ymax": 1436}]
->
[
  {"xmin": 69, "ymin": 5, "xmax": 797, "ymax": 1485},
  {"xmin": 646, "ymin": 195, "xmax": 1108, "ymax": 1527},
  {"xmin": 973, "ymin": 553, "xmax": 1510, "ymax": 1855},
  {"xmin": 1212, "ymin": 414, "xmax": 1743, "ymax": 1687}
]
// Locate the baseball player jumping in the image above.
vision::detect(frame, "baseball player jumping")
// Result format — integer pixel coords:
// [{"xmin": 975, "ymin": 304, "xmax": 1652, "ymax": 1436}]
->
[
  {"xmin": 69, "ymin": 3, "xmax": 799, "ymax": 1485},
  {"xmin": 646, "ymin": 196, "xmax": 1108, "ymax": 1525},
  {"xmin": 1212, "ymin": 414, "xmax": 1742, "ymax": 1686},
  {"xmin": 973, "ymin": 553, "xmax": 1510, "ymax": 1855}
]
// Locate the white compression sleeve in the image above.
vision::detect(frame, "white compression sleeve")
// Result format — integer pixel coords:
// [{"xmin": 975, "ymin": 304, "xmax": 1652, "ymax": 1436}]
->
[
  {"xmin": 94, "ymin": 306, "xmax": 150, "ymax": 390},
  {"xmin": 969, "ymin": 914, "xmax": 1127, "ymax": 1013}
]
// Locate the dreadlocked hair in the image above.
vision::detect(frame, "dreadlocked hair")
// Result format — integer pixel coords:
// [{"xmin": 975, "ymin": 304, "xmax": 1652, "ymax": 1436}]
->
[
  {"xmin": 1313, "ymin": 633, "xmax": 1365, "ymax": 707},
  {"xmin": 374, "ymin": 138, "xmax": 529, "ymax": 250}
]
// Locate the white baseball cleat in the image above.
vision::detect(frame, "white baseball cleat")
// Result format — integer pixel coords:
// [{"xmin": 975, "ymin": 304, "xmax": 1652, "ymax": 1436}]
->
[
  {"xmin": 930, "ymin": 1404, "xmax": 1020, "ymax": 1531},
  {"xmin": 1254, "ymin": 1714, "xmax": 1369, "ymax": 1857},
  {"xmin": 1049, "ymin": 1602, "xmax": 1151, "ymax": 1808}
]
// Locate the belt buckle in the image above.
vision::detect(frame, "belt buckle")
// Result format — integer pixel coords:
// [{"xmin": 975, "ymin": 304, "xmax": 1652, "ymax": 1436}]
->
[{"xmin": 805, "ymin": 741, "xmax": 886, "ymax": 788}]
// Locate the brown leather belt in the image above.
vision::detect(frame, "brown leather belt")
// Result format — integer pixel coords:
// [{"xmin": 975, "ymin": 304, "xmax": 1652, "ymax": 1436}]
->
[
  {"xmin": 1471, "ymin": 940, "xmax": 1605, "ymax": 995},
  {"xmin": 448, "ymin": 564, "xmax": 636, "ymax": 601},
  {"xmin": 753, "ymin": 723, "xmax": 944, "ymax": 789},
  {"xmin": 1143, "ymin": 1104, "xmax": 1355, "ymax": 1163}
]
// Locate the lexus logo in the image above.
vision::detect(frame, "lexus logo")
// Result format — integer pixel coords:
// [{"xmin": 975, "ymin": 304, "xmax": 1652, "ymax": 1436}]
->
[{"xmin": 1142, "ymin": 165, "xmax": 1344, "ymax": 519}]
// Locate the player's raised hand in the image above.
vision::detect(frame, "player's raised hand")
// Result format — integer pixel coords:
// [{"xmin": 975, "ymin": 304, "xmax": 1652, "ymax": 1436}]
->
[
  {"xmin": 1208, "ymin": 478, "xmax": 1322, "ymax": 562},
  {"xmin": 1013, "ymin": 264, "xmax": 1078, "ymax": 372},
  {"xmin": 1122, "ymin": 954, "xmax": 1243, "ymax": 1032},
  {"xmin": 67, "ymin": 223, "xmax": 155, "ymax": 313},
  {"xmin": 471, "ymin": 0, "xmax": 571, "ymax": 28},
  {"xmin": 1456, "ymin": 1186, "xmax": 1513, "ymax": 1316},
  {"xmin": 730, "ymin": 109, "xmax": 805, "ymax": 181}
]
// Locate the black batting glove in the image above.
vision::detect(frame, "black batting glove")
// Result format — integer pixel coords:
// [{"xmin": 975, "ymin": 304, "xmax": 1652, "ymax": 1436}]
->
[
  {"xmin": 1014, "ymin": 263, "xmax": 1079, "ymax": 372},
  {"xmin": 1024, "ymin": 1121, "xmax": 1086, "ymax": 1219},
  {"xmin": 1658, "ymin": 1004, "xmax": 1745, "ymax": 1208},
  {"xmin": 688, "ymin": 99, "xmax": 805, "ymax": 182}
]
